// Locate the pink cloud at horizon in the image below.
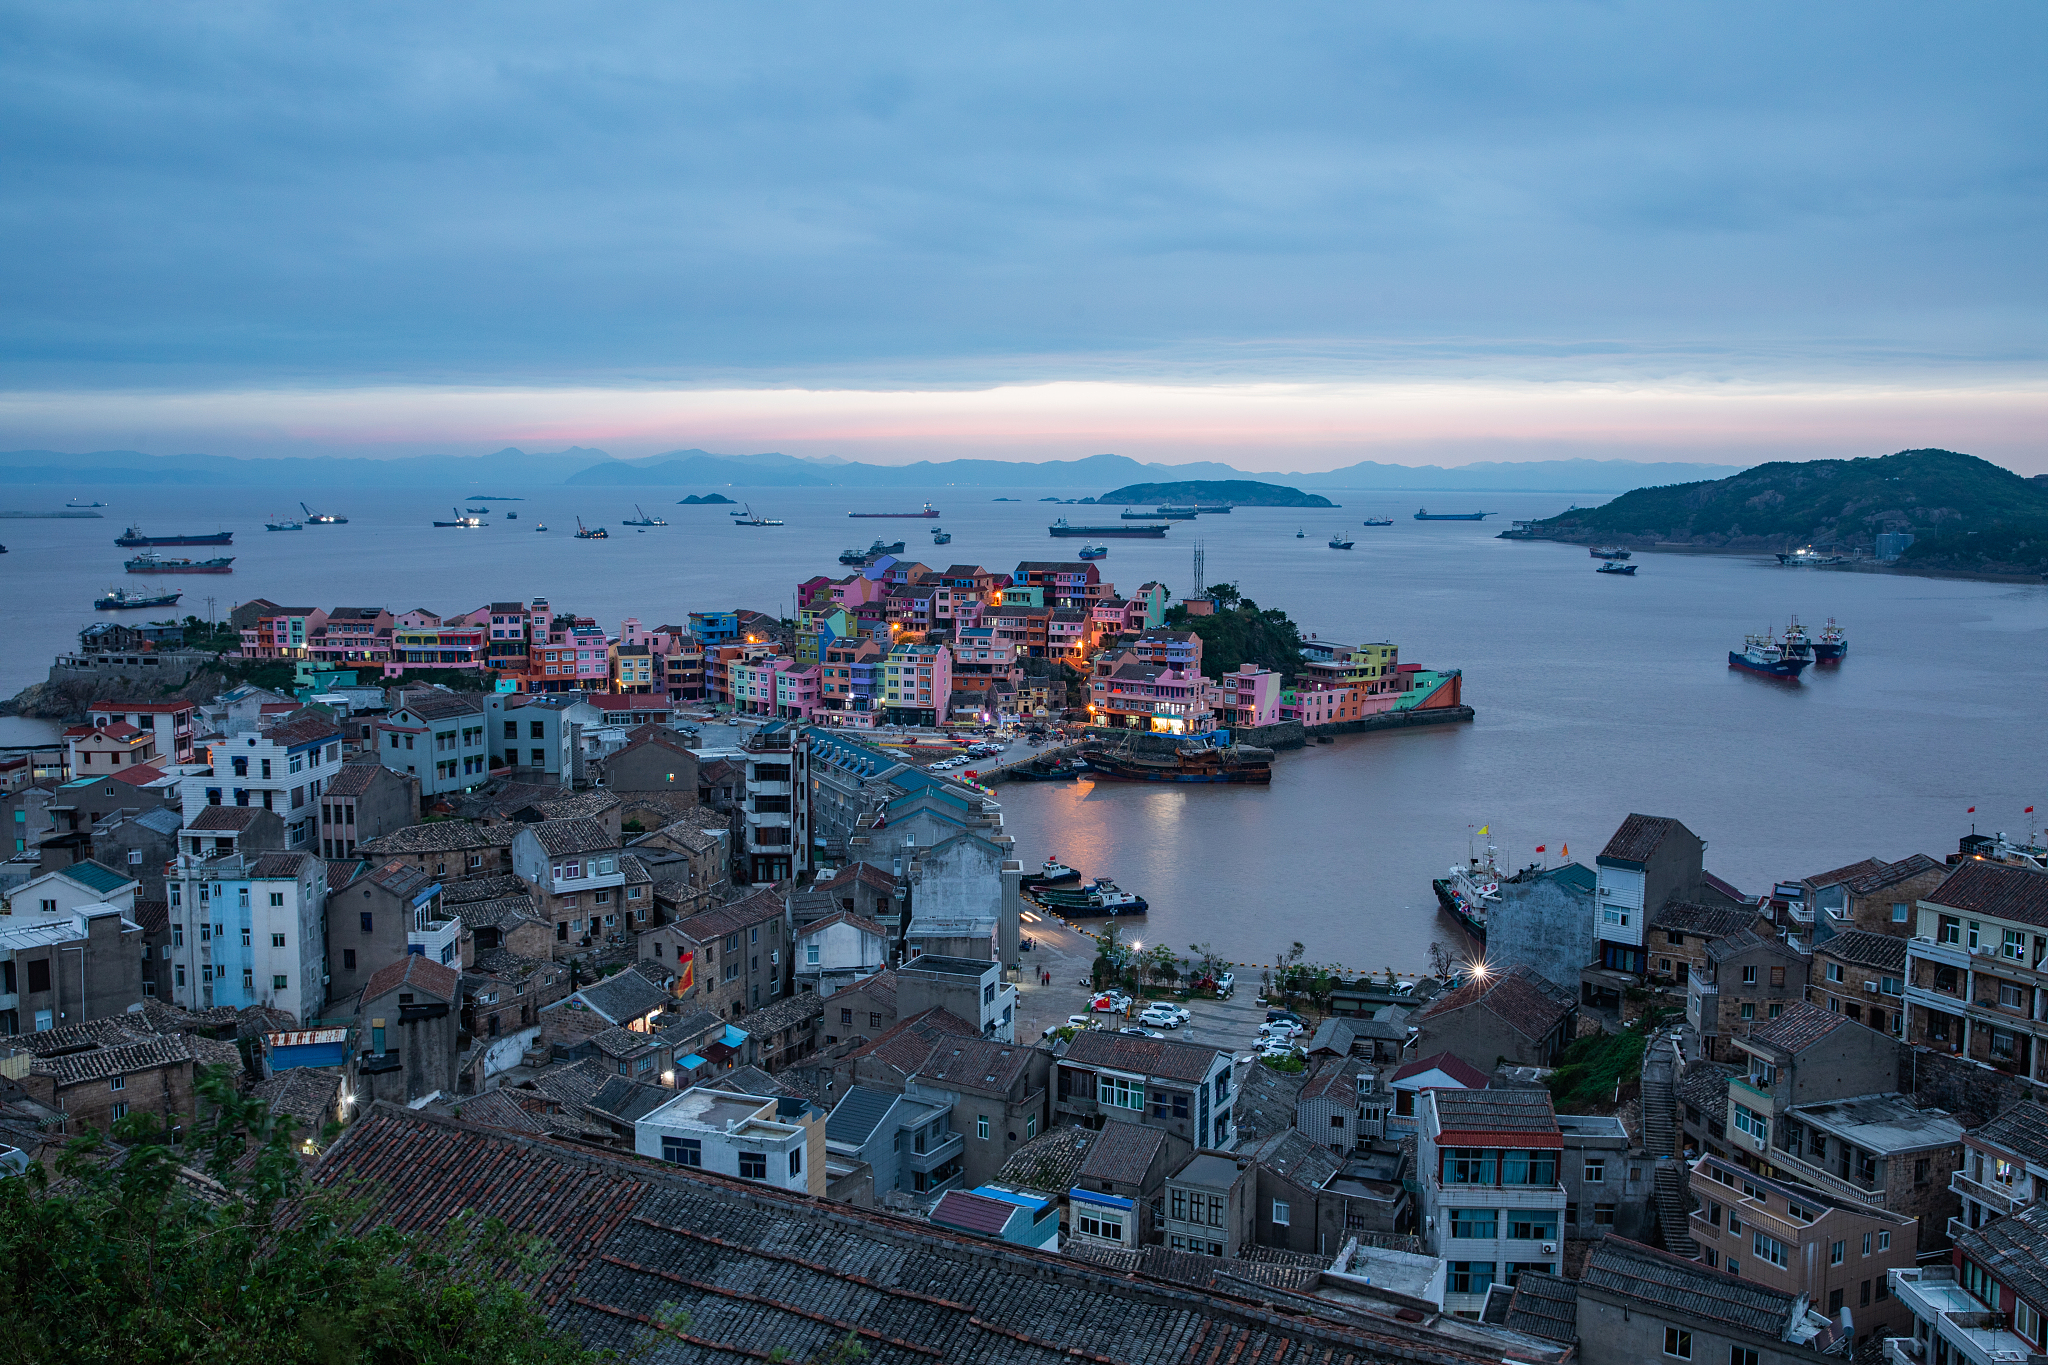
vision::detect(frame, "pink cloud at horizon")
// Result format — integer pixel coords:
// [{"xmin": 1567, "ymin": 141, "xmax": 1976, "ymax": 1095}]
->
[{"xmin": 2, "ymin": 379, "xmax": 2043, "ymax": 473}]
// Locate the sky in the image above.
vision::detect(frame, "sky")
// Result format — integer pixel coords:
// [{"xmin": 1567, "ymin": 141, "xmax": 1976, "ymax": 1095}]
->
[{"xmin": 2, "ymin": 3, "xmax": 2044, "ymax": 472}]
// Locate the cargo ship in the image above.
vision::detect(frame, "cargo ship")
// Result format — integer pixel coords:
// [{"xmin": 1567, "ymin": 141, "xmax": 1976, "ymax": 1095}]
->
[
  {"xmin": 1415, "ymin": 509, "xmax": 1490, "ymax": 521},
  {"xmin": 96, "ymin": 586, "xmax": 181, "ymax": 610},
  {"xmin": 1049, "ymin": 519, "xmax": 1168, "ymax": 539},
  {"xmin": 1193, "ymin": 504, "xmax": 1234, "ymax": 514},
  {"xmin": 1728, "ymin": 632, "xmax": 1808, "ymax": 679},
  {"xmin": 114, "ymin": 526, "xmax": 233, "ymax": 547},
  {"xmin": 1776, "ymin": 548, "xmax": 1846, "ymax": 566},
  {"xmin": 124, "ymin": 552, "xmax": 233, "ymax": 574},
  {"xmin": 850, "ymin": 502, "xmax": 940, "ymax": 518},
  {"xmin": 1120, "ymin": 509, "xmax": 1172, "ymax": 520},
  {"xmin": 1153, "ymin": 506, "xmax": 1201, "ymax": 519},
  {"xmin": 1080, "ymin": 739, "xmax": 1272, "ymax": 784},
  {"xmin": 1814, "ymin": 618, "xmax": 1848, "ymax": 662},
  {"xmin": 434, "ymin": 508, "xmax": 483, "ymax": 528},
  {"xmin": 1362, "ymin": 516, "xmax": 1393, "ymax": 526},
  {"xmin": 621, "ymin": 504, "xmax": 667, "ymax": 527}
]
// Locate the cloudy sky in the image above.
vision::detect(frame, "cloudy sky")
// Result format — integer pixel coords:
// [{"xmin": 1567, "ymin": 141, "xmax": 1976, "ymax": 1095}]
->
[{"xmin": 2, "ymin": 3, "xmax": 2043, "ymax": 470}]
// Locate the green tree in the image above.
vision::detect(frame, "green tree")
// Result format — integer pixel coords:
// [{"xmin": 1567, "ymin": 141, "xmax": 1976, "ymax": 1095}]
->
[{"xmin": 0, "ymin": 1068, "xmax": 599, "ymax": 1365}]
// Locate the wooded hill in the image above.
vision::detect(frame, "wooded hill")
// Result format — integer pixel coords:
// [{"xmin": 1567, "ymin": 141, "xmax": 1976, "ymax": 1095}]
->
[
  {"xmin": 1165, "ymin": 586, "xmax": 1307, "ymax": 680},
  {"xmin": 1530, "ymin": 449, "xmax": 2048, "ymax": 575},
  {"xmin": 1097, "ymin": 479, "xmax": 1335, "ymax": 508}
]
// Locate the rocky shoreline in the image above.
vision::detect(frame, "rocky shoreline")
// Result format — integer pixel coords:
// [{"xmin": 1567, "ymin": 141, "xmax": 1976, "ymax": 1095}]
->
[{"xmin": 0, "ymin": 666, "xmax": 237, "ymax": 722}]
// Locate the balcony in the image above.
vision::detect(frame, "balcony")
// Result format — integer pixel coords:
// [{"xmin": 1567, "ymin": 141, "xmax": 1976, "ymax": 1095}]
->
[
  {"xmin": 408, "ymin": 915, "xmax": 461, "ymax": 965},
  {"xmin": 1884, "ymin": 1337, "xmax": 1926, "ymax": 1365},
  {"xmin": 1950, "ymin": 1169, "xmax": 2023, "ymax": 1218},
  {"xmin": 1891, "ymin": 1268, "xmax": 2037, "ymax": 1365},
  {"xmin": 904, "ymin": 1129, "xmax": 964, "ymax": 1172},
  {"xmin": 1913, "ymin": 937, "xmax": 1977, "ymax": 971}
]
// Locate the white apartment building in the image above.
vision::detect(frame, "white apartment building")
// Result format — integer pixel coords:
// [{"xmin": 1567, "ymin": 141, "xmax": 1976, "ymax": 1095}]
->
[
  {"xmin": 166, "ymin": 849, "xmax": 328, "ymax": 1023},
  {"xmin": 184, "ymin": 714, "xmax": 346, "ymax": 851},
  {"xmin": 1418, "ymin": 1087, "xmax": 1567, "ymax": 1317},
  {"xmin": 635, "ymin": 1086, "xmax": 826, "ymax": 1197}
]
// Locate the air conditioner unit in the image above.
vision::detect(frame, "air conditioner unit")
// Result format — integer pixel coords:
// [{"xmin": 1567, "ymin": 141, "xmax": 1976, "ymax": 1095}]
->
[
  {"xmin": 1542, "ymin": 1242, "xmax": 1558, "ymax": 1254},
  {"xmin": 1863, "ymin": 980, "xmax": 1880, "ymax": 994}
]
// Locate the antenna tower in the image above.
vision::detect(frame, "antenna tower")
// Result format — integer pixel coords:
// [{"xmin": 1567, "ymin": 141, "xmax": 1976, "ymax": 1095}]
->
[{"xmin": 1192, "ymin": 541, "xmax": 1206, "ymax": 600}]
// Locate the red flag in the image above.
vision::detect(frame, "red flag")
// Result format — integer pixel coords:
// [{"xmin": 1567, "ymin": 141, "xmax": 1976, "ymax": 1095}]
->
[
  {"xmin": 2028, "ymin": 807, "xmax": 2036, "ymax": 814},
  {"xmin": 1535, "ymin": 845, "xmax": 1546, "ymax": 853},
  {"xmin": 1968, "ymin": 807, "xmax": 1976, "ymax": 814}
]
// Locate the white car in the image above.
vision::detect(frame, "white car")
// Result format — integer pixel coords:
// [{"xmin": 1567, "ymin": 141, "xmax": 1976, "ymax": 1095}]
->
[
  {"xmin": 1257, "ymin": 1039, "xmax": 1304, "ymax": 1058},
  {"xmin": 1138, "ymin": 1008, "xmax": 1181, "ymax": 1029},
  {"xmin": 1065, "ymin": 1015, "xmax": 1098, "ymax": 1030},
  {"xmin": 1259, "ymin": 1020, "xmax": 1304, "ymax": 1039}
]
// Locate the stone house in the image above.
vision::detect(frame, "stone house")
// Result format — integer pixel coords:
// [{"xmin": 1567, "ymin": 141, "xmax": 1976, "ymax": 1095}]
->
[
  {"xmin": 1484, "ymin": 863, "xmax": 1596, "ymax": 1004},
  {"xmin": 1161, "ymin": 1150, "xmax": 1256, "ymax": 1258},
  {"xmin": 1951, "ymin": 1100, "xmax": 2048, "ymax": 1238},
  {"xmin": 317, "ymin": 760, "xmax": 419, "ymax": 860},
  {"xmin": 903, "ymin": 1034, "xmax": 1051, "ymax": 1188},
  {"xmin": 89, "ymin": 806, "xmax": 182, "ymax": 901},
  {"xmin": 1246, "ymin": 1128, "xmax": 1411, "ymax": 1258},
  {"xmin": 1903, "ymin": 861, "xmax": 2048, "ymax": 1086},
  {"xmin": 1677, "ymin": 1059, "xmax": 1738, "ymax": 1161},
  {"xmin": 508, "ymin": 817, "xmax": 629, "ymax": 951},
  {"xmin": 439, "ymin": 875, "xmax": 554, "ymax": 964},
  {"xmin": 655, "ymin": 890, "xmax": 789, "ymax": 1019},
  {"xmin": 629, "ymin": 813, "xmax": 731, "ymax": 922},
  {"xmin": 737, "ymin": 990, "xmax": 823, "ymax": 1074},
  {"xmin": 1724, "ymin": 1001, "xmax": 1903, "ymax": 1168},
  {"xmin": 1770, "ymin": 1093, "xmax": 1965, "ymax": 1254},
  {"xmin": 1649, "ymin": 900, "xmax": 1770, "ymax": 988},
  {"xmin": 323, "ymin": 858, "xmax": 448, "ymax": 1006},
  {"xmin": 1820, "ymin": 855, "xmax": 1948, "ymax": 940},
  {"xmin": 1810, "ymin": 930, "xmax": 1908, "ymax": 1037},
  {"xmin": 602, "ymin": 734, "xmax": 701, "ymax": 805},
  {"xmin": 1557, "ymin": 1113, "xmax": 1653, "ymax": 1243},
  {"xmin": 1690, "ymin": 930, "xmax": 1811, "ymax": 1062},
  {"xmin": 1415, "ymin": 963, "xmax": 1578, "ymax": 1070},
  {"xmin": 1054, "ymin": 1031, "xmax": 1235, "ymax": 1152},
  {"xmin": 354, "ymin": 820, "xmax": 514, "ymax": 880},
  {"xmin": 356, "ymin": 955, "xmax": 462, "ymax": 1106},
  {"xmin": 1062, "ymin": 1120, "xmax": 1175, "ymax": 1252},
  {"xmin": 1571, "ymin": 1236, "xmax": 1847, "ymax": 1365},
  {"xmin": 819, "ymin": 968, "xmax": 897, "ymax": 1047},
  {"xmin": 1295, "ymin": 1053, "xmax": 1386, "ymax": 1153}
]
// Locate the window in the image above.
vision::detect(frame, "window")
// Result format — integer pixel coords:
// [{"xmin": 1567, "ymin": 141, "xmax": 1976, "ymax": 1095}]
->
[
  {"xmin": 1502, "ymin": 1150, "xmax": 1557, "ymax": 1186},
  {"xmin": 1097, "ymin": 1075, "xmax": 1144, "ymax": 1110},
  {"xmin": 1272, "ymin": 1200, "xmax": 1290, "ymax": 1226},
  {"xmin": 737, "ymin": 1152, "xmax": 767, "ymax": 1180},
  {"xmin": 1446, "ymin": 1149, "xmax": 1496, "ymax": 1184},
  {"xmin": 1830, "ymin": 1239, "xmax": 1845, "ymax": 1265},
  {"xmin": 1739, "ymin": 1003, "xmax": 1756, "ymax": 1020},
  {"xmin": 273, "ymin": 974, "xmax": 288, "ymax": 990},
  {"xmin": 1827, "ymin": 1287, "xmax": 1843, "ymax": 1313},
  {"xmin": 1451, "ymin": 1208, "xmax": 1497, "ymax": 1239},
  {"xmin": 1510, "ymin": 1214, "xmax": 1558, "ymax": 1240},
  {"xmin": 1733, "ymin": 1105, "xmax": 1767, "ymax": 1145},
  {"xmin": 807, "ymin": 944, "xmax": 820, "ymax": 965},
  {"xmin": 660, "ymin": 1136, "xmax": 702, "ymax": 1167},
  {"xmin": 108, "ymin": 1074, "xmax": 126, "ymax": 1092},
  {"xmin": 1826, "ymin": 962, "xmax": 1844, "ymax": 983},
  {"xmin": 789, "ymin": 1148, "xmax": 802, "ymax": 1177},
  {"xmin": 1584, "ymin": 1159, "xmax": 1605, "ymax": 1183},
  {"xmin": 109, "ymin": 1102, "xmax": 128, "ymax": 1121},
  {"xmin": 1447, "ymin": 1262, "xmax": 1494, "ymax": 1296},
  {"xmin": 361, "ymin": 912, "xmax": 374, "ymax": 933},
  {"xmin": 343, "ymin": 949, "xmax": 356, "ymax": 969},
  {"xmin": 2000, "ymin": 982, "xmax": 2026, "ymax": 1009},
  {"xmin": 1862, "ymin": 1232, "xmax": 1872, "ymax": 1256},
  {"xmin": 272, "ymin": 933, "xmax": 286, "ymax": 948},
  {"xmin": 1753, "ymin": 1231, "xmax": 1788, "ymax": 1268},
  {"xmin": 1965, "ymin": 1259, "xmax": 1995, "ymax": 1305},
  {"xmin": 2004, "ymin": 929, "xmax": 2028, "ymax": 961},
  {"xmin": 1170, "ymin": 1189, "xmax": 1186, "ymax": 1221},
  {"xmin": 1726, "ymin": 1257, "xmax": 1740, "ymax": 1277},
  {"xmin": 1077, "ymin": 1211, "xmax": 1124, "ymax": 1241},
  {"xmin": 1881, "ymin": 976, "xmax": 1904, "ymax": 996},
  {"xmin": 1026, "ymin": 1115, "xmax": 1036, "ymax": 1139},
  {"xmin": 1742, "ymin": 965, "xmax": 1758, "ymax": 985},
  {"xmin": 1731, "ymin": 1350, "xmax": 1758, "ymax": 1365},
  {"xmin": 2014, "ymin": 1300, "xmax": 2040, "ymax": 1348},
  {"xmin": 976, "ymin": 1115, "xmax": 989, "ymax": 1140},
  {"xmin": 1665, "ymin": 1328, "xmax": 1694, "ymax": 1360},
  {"xmin": 1593, "ymin": 1203, "xmax": 1616, "ymax": 1226}
]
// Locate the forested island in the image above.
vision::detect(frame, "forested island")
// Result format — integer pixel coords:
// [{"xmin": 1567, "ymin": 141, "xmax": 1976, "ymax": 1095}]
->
[
  {"xmin": 1523, "ymin": 449, "xmax": 2048, "ymax": 576},
  {"xmin": 1097, "ymin": 479, "xmax": 1335, "ymax": 508}
]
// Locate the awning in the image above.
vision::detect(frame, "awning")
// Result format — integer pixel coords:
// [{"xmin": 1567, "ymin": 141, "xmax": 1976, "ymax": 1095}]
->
[
  {"xmin": 678, "ymin": 1053, "xmax": 708, "ymax": 1069},
  {"xmin": 721, "ymin": 1024, "xmax": 749, "ymax": 1048},
  {"xmin": 1068, "ymin": 1188, "xmax": 1134, "ymax": 1211}
]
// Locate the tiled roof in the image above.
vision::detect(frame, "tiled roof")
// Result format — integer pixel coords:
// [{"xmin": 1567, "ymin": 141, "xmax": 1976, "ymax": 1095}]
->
[
  {"xmin": 590, "ymin": 1026, "xmax": 659, "ymax": 1059},
  {"xmin": 454, "ymin": 1088, "xmax": 557, "ymax": 1136},
  {"xmin": 1062, "ymin": 1243, "xmax": 1326, "ymax": 1296},
  {"xmin": 1745, "ymin": 1000, "xmax": 1850, "ymax": 1055},
  {"xmin": 1676, "ymin": 1061, "xmax": 1736, "ymax": 1117},
  {"xmin": 529, "ymin": 817, "xmax": 616, "ymax": 857},
  {"xmin": 736, "ymin": 992, "xmax": 822, "ymax": 1038},
  {"xmin": 56, "ymin": 858, "xmax": 139, "ymax": 894},
  {"xmin": 574, "ymin": 971, "xmax": 670, "ymax": 1026},
  {"xmin": 326, "ymin": 858, "xmax": 367, "ymax": 890},
  {"xmin": 1389, "ymin": 1051, "xmax": 1490, "ymax": 1089},
  {"xmin": 653, "ymin": 1008, "xmax": 724, "ymax": 1050},
  {"xmin": 1926, "ymin": 861, "xmax": 2048, "ymax": 929},
  {"xmin": 253, "ymin": 1067, "xmax": 344, "ymax": 1132},
  {"xmin": 1600, "ymin": 814, "xmax": 1680, "ymax": 865},
  {"xmin": 1704, "ymin": 928, "xmax": 1803, "ymax": 965},
  {"xmin": 131, "ymin": 897, "xmax": 170, "ymax": 936},
  {"xmin": 190, "ymin": 1034, "xmax": 247, "ymax": 1077},
  {"xmin": 1306, "ymin": 1019, "xmax": 1356, "ymax": 1055},
  {"xmin": 674, "ymin": 889, "xmax": 785, "ymax": 940},
  {"xmin": 322, "ymin": 763, "xmax": 392, "ymax": 798},
  {"xmin": 107, "ymin": 762, "xmax": 168, "ymax": 787},
  {"xmin": 1419, "ymin": 964, "xmax": 1572, "ymax": 1041},
  {"xmin": 1232, "ymin": 1058, "xmax": 1308, "ymax": 1143},
  {"xmin": 367, "ymin": 858, "xmax": 436, "ymax": 899},
  {"xmin": 1503, "ymin": 1271, "xmax": 1579, "ymax": 1344},
  {"xmin": 1432, "ymin": 1087, "xmax": 1559, "ymax": 1139},
  {"xmin": 929, "ymin": 1188, "xmax": 1018, "ymax": 1236},
  {"xmin": 1954, "ymin": 1191, "xmax": 2048, "ymax": 1312},
  {"xmin": 823, "ymin": 862, "xmax": 899, "ymax": 895},
  {"xmin": 581, "ymin": 1076, "xmax": 671, "ymax": 1126},
  {"xmin": 1967, "ymin": 1100, "xmax": 2048, "ymax": 1167},
  {"xmin": 825, "ymin": 1086, "xmax": 902, "ymax": 1146},
  {"xmin": 844, "ymin": 1007, "xmax": 979, "ymax": 1079},
  {"xmin": 15, "ymin": 1016, "xmax": 154, "ymax": 1056},
  {"xmin": 837, "ymin": 968, "xmax": 897, "ymax": 1017},
  {"xmin": 530, "ymin": 790, "xmax": 623, "ymax": 822},
  {"xmin": 1248, "ymin": 1129, "xmax": 1342, "ymax": 1191},
  {"xmin": 998, "ymin": 1125, "xmax": 1099, "ymax": 1196},
  {"xmin": 1299, "ymin": 1055, "xmax": 1368, "ymax": 1104},
  {"xmin": 517, "ymin": 1057, "xmax": 611, "ymax": 1110},
  {"xmin": 453, "ymin": 893, "xmax": 543, "ymax": 931},
  {"xmin": 1815, "ymin": 930, "xmax": 1908, "ymax": 973},
  {"xmin": 248, "ymin": 851, "xmax": 318, "ymax": 880},
  {"xmin": 1060, "ymin": 1030, "xmax": 1223, "ymax": 1085},
  {"xmin": 1844, "ymin": 854, "xmax": 1945, "ymax": 895},
  {"xmin": 796, "ymin": 909, "xmax": 888, "ymax": 939},
  {"xmin": 361, "ymin": 954, "xmax": 460, "ymax": 1004},
  {"xmin": 358, "ymin": 822, "xmax": 508, "ymax": 855},
  {"xmin": 1651, "ymin": 901, "xmax": 1762, "ymax": 939},
  {"xmin": 440, "ymin": 873, "xmax": 530, "ymax": 904},
  {"xmin": 913, "ymin": 1037, "xmax": 1034, "ymax": 1095},
  {"xmin": 618, "ymin": 853, "xmax": 652, "ymax": 884},
  {"xmin": 260, "ymin": 715, "xmax": 345, "ymax": 749},
  {"xmin": 32, "ymin": 1033, "xmax": 194, "ymax": 1087},
  {"xmin": 1582, "ymin": 1236, "xmax": 1800, "ymax": 1337},
  {"xmin": 1801, "ymin": 858, "xmax": 1888, "ymax": 890}
]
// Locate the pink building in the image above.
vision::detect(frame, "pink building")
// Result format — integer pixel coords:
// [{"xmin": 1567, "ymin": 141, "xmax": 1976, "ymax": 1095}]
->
[
  {"xmin": 773, "ymin": 663, "xmax": 821, "ymax": 720},
  {"xmin": 1205, "ymin": 663, "xmax": 1283, "ymax": 728}
]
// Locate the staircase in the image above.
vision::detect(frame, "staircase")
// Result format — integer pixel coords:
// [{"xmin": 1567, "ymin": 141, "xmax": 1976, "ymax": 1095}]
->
[
  {"xmin": 1640, "ymin": 1057, "xmax": 1677, "ymax": 1159},
  {"xmin": 1655, "ymin": 1164, "xmax": 1699, "ymax": 1258}
]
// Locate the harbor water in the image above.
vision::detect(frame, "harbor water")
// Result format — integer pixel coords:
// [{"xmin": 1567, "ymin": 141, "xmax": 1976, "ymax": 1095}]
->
[{"xmin": 4, "ymin": 482, "xmax": 2044, "ymax": 972}]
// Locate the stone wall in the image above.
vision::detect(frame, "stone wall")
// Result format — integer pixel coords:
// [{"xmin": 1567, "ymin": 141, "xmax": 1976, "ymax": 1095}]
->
[{"xmin": 1904, "ymin": 1044, "xmax": 2036, "ymax": 1123}]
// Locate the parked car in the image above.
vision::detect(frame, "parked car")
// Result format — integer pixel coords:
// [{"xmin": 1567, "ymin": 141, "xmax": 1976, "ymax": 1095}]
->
[
  {"xmin": 1117, "ymin": 1026, "xmax": 1164, "ymax": 1039},
  {"xmin": 1265, "ymin": 1008, "xmax": 1306, "ymax": 1026},
  {"xmin": 1259, "ymin": 1020, "xmax": 1304, "ymax": 1040},
  {"xmin": 1138, "ymin": 1006, "xmax": 1181, "ymax": 1029},
  {"xmin": 1213, "ymin": 972, "xmax": 1235, "ymax": 996},
  {"xmin": 1091, "ymin": 993, "xmax": 1132, "ymax": 1013},
  {"xmin": 1257, "ymin": 1041, "xmax": 1304, "ymax": 1060},
  {"xmin": 1066, "ymin": 1015, "xmax": 1098, "ymax": 1030}
]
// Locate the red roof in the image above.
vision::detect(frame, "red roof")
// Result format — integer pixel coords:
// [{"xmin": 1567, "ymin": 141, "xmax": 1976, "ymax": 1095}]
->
[
  {"xmin": 361, "ymin": 954, "xmax": 460, "ymax": 1004},
  {"xmin": 108, "ymin": 763, "xmax": 168, "ymax": 787},
  {"xmin": 930, "ymin": 1189, "xmax": 1019, "ymax": 1236},
  {"xmin": 1389, "ymin": 1051, "xmax": 1490, "ymax": 1090}
]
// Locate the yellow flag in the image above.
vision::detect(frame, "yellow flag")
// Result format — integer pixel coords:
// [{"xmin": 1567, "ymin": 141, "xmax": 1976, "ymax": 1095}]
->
[{"xmin": 1477, "ymin": 825, "xmax": 1490, "ymax": 837}]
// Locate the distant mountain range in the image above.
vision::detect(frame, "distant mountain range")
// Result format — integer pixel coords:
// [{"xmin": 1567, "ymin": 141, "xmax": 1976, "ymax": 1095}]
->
[{"xmin": 0, "ymin": 444, "xmax": 1748, "ymax": 491}]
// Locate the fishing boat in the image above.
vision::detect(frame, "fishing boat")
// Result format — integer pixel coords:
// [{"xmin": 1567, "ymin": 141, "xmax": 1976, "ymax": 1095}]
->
[
  {"xmin": 1776, "ymin": 547, "xmax": 1846, "ymax": 566},
  {"xmin": 1010, "ymin": 756, "xmax": 1082, "ymax": 781},
  {"xmin": 1077, "ymin": 543, "xmax": 1107, "ymax": 559},
  {"xmin": 1414, "ymin": 508, "xmax": 1490, "ymax": 520},
  {"xmin": 1431, "ymin": 837, "xmax": 1505, "ymax": 942},
  {"xmin": 95, "ymin": 586, "xmax": 181, "ymax": 610},
  {"xmin": 1781, "ymin": 616, "xmax": 1816, "ymax": 667},
  {"xmin": 1361, "ymin": 516, "xmax": 1393, "ymax": 526},
  {"xmin": 265, "ymin": 517, "xmax": 303, "ymax": 531},
  {"xmin": 1049, "ymin": 518, "xmax": 1167, "ymax": 539},
  {"xmin": 575, "ymin": 517, "xmax": 609, "ymax": 539},
  {"xmin": 67, "ymin": 499, "xmax": 107, "ymax": 508},
  {"xmin": 506, "ymin": 511, "xmax": 517, "ymax": 520},
  {"xmin": 622, "ymin": 504, "xmax": 667, "ymax": 527},
  {"xmin": 535, "ymin": 523, "xmax": 547, "ymax": 532},
  {"xmin": 930, "ymin": 528, "xmax": 952, "ymax": 545},
  {"xmin": 1032, "ymin": 878, "xmax": 1148, "ymax": 916},
  {"xmin": 1329, "ymin": 534, "xmax": 1354, "ymax": 549},
  {"xmin": 300, "ymin": 502, "xmax": 347, "ymax": 524},
  {"xmin": 114, "ymin": 526, "xmax": 233, "ymax": 547},
  {"xmin": 840, "ymin": 537, "xmax": 906, "ymax": 563},
  {"xmin": 1590, "ymin": 546, "xmax": 1631, "ymax": 560},
  {"xmin": 433, "ymin": 508, "xmax": 483, "ymax": 528},
  {"xmin": 849, "ymin": 502, "xmax": 940, "ymax": 518},
  {"xmin": 1080, "ymin": 737, "xmax": 1273, "ymax": 785},
  {"xmin": 124, "ymin": 552, "xmax": 233, "ymax": 574},
  {"xmin": 1813, "ymin": 618, "xmax": 1848, "ymax": 662},
  {"xmin": 1728, "ymin": 632, "xmax": 1808, "ymax": 680},
  {"xmin": 1596, "ymin": 562, "xmax": 1637, "ymax": 575},
  {"xmin": 1295, "ymin": 529, "xmax": 1305, "ymax": 538}
]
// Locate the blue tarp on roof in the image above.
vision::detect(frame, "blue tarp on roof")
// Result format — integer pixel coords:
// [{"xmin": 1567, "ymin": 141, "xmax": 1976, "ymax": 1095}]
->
[
  {"xmin": 721, "ymin": 1025, "xmax": 748, "ymax": 1049},
  {"xmin": 679, "ymin": 1053, "xmax": 708, "ymax": 1069}
]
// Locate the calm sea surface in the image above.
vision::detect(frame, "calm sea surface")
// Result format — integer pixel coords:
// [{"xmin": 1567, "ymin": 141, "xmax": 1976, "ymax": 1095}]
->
[{"xmin": 5, "ymin": 480, "xmax": 2044, "ymax": 973}]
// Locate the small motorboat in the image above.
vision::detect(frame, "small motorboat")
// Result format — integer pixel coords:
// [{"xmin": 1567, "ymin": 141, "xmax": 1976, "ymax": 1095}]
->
[
  {"xmin": 1596, "ymin": 561, "xmax": 1637, "ymax": 575},
  {"xmin": 535, "ymin": 522, "xmax": 547, "ymax": 531},
  {"xmin": 506, "ymin": 511, "xmax": 517, "ymax": 519},
  {"xmin": 1077, "ymin": 543, "xmax": 1107, "ymax": 559},
  {"xmin": 1295, "ymin": 529, "xmax": 1305, "ymax": 538},
  {"xmin": 931, "ymin": 528, "xmax": 952, "ymax": 544},
  {"xmin": 1329, "ymin": 535, "xmax": 1354, "ymax": 549}
]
